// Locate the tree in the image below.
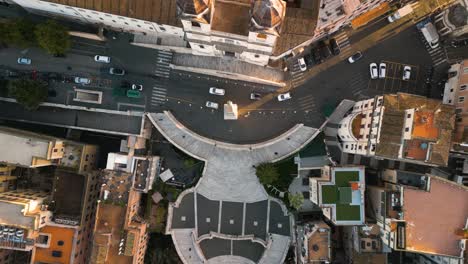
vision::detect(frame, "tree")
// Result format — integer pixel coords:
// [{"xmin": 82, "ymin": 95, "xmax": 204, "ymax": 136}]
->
[
  {"xmin": 35, "ymin": 20, "xmax": 70, "ymax": 56},
  {"xmin": 288, "ymin": 192, "xmax": 304, "ymax": 211},
  {"xmin": 0, "ymin": 19, "xmax": 36, "ymax": 47},
  {"xmin": 256, "ymin": 163, "xmax": 279, "ymax": 185},
  {"xmin": 8, "ymin": 79, "xmax": 48, "ymax": 110}
]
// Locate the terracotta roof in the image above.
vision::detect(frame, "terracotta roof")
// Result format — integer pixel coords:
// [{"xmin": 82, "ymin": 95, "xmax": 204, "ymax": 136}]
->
[
  {"xmin": 403, "ymin": 176, "xmax": 468, "ymax": 257},
  {"xmin": 45, "ymin": 0, "xmax": 179, "ymax": 26},
  {"xmin": 211, "ymin": 0, "xmax": 251, "ymax": 36},
  {"xmin": 34, "ymin": 226, "xmax": 76, "ymax": 263},
  {"xmin": 376, "ymin": 93, "xmax": 455, "ymax": 166}
]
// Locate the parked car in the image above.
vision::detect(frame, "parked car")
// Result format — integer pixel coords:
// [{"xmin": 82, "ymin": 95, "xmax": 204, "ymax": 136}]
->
[
  {"xmin": 451, "ymin": 38, "xmax": 468, "ymax": 48},
  {"xmin": 74, "ymin": 77, "xmax": 91, "ymax": 84},
  {"xmin": 312, "ymin": 48, "xmax": 322, "ymax": 64},
  {"xmin": 132, "ymin": 84, "xmax": 143, "ymax": 91},
  {"xmin": 209, "ymin": 87, "xmax": 225, "ymax": 96},
  {"xmin": 402, "ymin": 66, "xmax": 411, "ymax": 80},
  {"xmin": 205, "ymin": 101, "xmax": 219, "ymax": 109},
  {"xmin": 304, "ymin": 54, "xmax": 315, "ymax": 67},
  {"xmin": 94, "ymin": 55, "xmax": 111, "ymax": 63},
  {"xmin": 379, "ymin": 63, "xmax": 386, "ymax": 79},
  {"xmin": 369, "ymin": 63, "xmax": 378, "ymax": 79},
  {"xmin": 109, "ymin": 68, "xmax": 125, "ymax": 76},
  {"xmin": 298, "ymin": 57, "xmax": 307, "ymax": 71},
  {"xmin": 17, "ymin": 57, "xmax": 31, "ymax": 65},
  {"xmin": 277, "ymin": 92, "xmax": 291, "ymax": 102},
  {"xmin": 250, "ymin": 93, "xmax": 261, "ymax": 100},
  {"xmin": 318, "ymin": 41, "xmax": 332, "ymax": 59},
  {"xmin": 348, "ymin": 51, "xmax": 363, "ymax": 63},
  {"xmin": 126, "ymin": 89, "xmax": 141, "ymax": 98},
  {"xmin": 329, "ymin": 38, "xmax": 340, "ymax": 55}
]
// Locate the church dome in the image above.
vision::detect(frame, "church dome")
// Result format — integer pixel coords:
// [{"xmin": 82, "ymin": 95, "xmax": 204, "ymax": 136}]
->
[{"xmin": 252, "ymin": 0, "xmax": 285, "ymax": 29}]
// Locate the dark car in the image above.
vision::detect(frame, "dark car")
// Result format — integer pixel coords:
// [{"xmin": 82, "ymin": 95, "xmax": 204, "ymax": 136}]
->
[
  {"xmin": 304, "ymin": 54, "xmax": 315, "ymax": 67},
  {"xmin": 318, "ymin": 41, "xmax": 332, "ymax": 59},
  {"xmin": 312, "ymin": 48, "xmax": 322, "ymax": 64},
  {"xmin": 109, "ymin": 67, "xmax": 125, "ymax": 76},
  {"xmin": 329, "ymin": 38, "xmax": 340, "ymax": 55},
  {"xmin": 451, "ymin": 38, "xmax": 468, "ymax": 48}
]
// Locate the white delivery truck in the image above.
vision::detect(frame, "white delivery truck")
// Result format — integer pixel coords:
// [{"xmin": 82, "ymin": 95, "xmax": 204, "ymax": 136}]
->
[
  {"xmin": 420, "ymin": 22, "xmax": 440, "ymax": 49},
  {"xmin": 387, "ymin": 5, "xmax": 414, "ymax": 22}
]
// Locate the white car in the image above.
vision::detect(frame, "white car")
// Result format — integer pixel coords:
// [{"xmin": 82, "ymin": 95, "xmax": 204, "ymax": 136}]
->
[
  {"xmin": 209, "ymin": 87, "xmax": 225, "ymax": 96},
  {"xmin": 298, "ymin": 57, "xmax": 307, "ymax": 72},
  {"xmin": 379, "ymin": 63, "xmax": 386, "ymax": 79},
  {"xmin": 402, "ymin": 66, "xmax": 411, "ymax": 80},
  {"xmin": 205, "ymin": 101, "xmax": 219, "ymax": 109},
  {"xmin": 369, "ymin": 63, "xmax": 378, "ymax": 79},
  {"xmin": 74, "ymin": 77, "xmax": 91, "ymax": 84},
  {"xmin": 347, "ymin": 51, "xmax": 363, "ymax": 63},
  {"xmin": 17, "ymin": 57, "xmax": 31, "ymax": 65},
  {"xmin": 94, "ymin": 55, "xmax": 111, "ymax": 63},
  {"xmin": 277, "ymin": 92, "xmax": 291, "ymax": 102},
  {"xmin": 132, "ymin": 84, "xmax": 143, "ymax": 91}
]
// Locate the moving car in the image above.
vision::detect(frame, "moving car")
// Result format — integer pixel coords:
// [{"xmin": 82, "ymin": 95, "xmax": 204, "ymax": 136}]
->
[
  {"xmin": 402, "ymin": 66, "xmax": 411, "ymax": 80},
  {"xmin": 250, "ymin": 93, "xmax": 261, "ymax": 100},
  {"xmin": 109, "ymin": 68, "xmax": 125, "ymax": 76},
  {"xmin": 94, "ymin": 55, "xmax": 111, "ymax": 63},
  {"xmin": 348, "ymin": 51, "xmax": 363, "ymax": 63},
  {"xmin": 209, "ymin": 87, "xmax": 225, "ymax": 96},
  {"xmin": 132, "ymin": 84, "xmax": 143, "ymax": 91},
  {"xmin": 277, "ymin": 92, "xmax": 291, "ymax": 102},
  {"xmin": 379, "ymin": 63, "xmax": 386, "ymax": 79},
  {"xmin": 17, "ymin": 57, "xmax": 31, "ymax": 65},
  {"xmin": 205, "ymin": 101, "xmax": 219, "ymax": 109},
  {"xmin": 298, "ymin": 57, "xmax": 307, "ymax": 71},
  {"xmin": 329, "ymin": 38, "xmax": 340, "ymax": 55},
  {"xmin": 369, "ymin": 63, "xmax": 378, "ymax": 79},
  {"xmin": 74, "ymin": 77, "xmax": 91, "ymax": 84}
]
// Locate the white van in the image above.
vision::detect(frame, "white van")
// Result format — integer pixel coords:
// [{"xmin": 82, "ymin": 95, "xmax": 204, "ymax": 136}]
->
[
  {"xmin": 94, "ymin": 55, "xmax": 111, "ymax": 63},
  {"xmin": 421, "ymin": 23, "xmax": 439, "ymax": 49}
]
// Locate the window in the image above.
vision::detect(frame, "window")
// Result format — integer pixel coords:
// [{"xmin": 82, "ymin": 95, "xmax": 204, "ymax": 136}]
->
[
  {"xmin": 456, "ymin": 108, "xmax": 463, "ymax": 114},
  {"xmin": 449, "ymin": 99, "xmax": 452, "ymax": 103},
  {"xmin": 254, "ymin": 54, "xmax": 260, "ymax": 58},
  {"xmin": 105, "ymin": 14, "xmax": 111, "ymax": 17},
  {"xmin": 159, "ymin": 26, "xmax": 166, "ymax": 32},
  {"xmin": 405, "ymin": 127, "xmax": 409, "ymax": 132},
  {"xmin": 407, "ymin": 114, "xmax": 411, "ymax": 118},
  {"xmin": 461, "ymin": 85, "xmax": 467, "ymax": 91},
  {"xmin": 459, "ymin": 96, "xmax": 465, "ymax": 103},
  {"xmin": 124, "ymin": 22, "xmax": 129, "ymax": 25},
  {"xmin": 257, "ymin": 33, "xmax": 267, "ymax": 40},
  {"xmin": 191, "ymin": 21, "xmax": 200, "ymax": 27},
  {"xmin": 457, "ymin": 117, "xmax": 463, "ymax": 122},
  {"xmin": 58, "ymin": 240, "xmax": 64, "ymax": 246}
]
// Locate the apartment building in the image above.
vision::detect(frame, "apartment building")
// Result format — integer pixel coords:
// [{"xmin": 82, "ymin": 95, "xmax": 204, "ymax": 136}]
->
[
  {"xmin": 298, "ymin": 221, "xmax": 332, "ymax": 264},
  {"xmin": 9, "ymin": 0, "xmax": 390, "ymax": 65},
  {"xmin": 366, "ymin": 172, "xmax": 468, "ymax": 261},
  {"xmin": 309, "ymin": 166, "xmax": 365, "ymax": 226},
  {"xmin": 442, "ymin": 59, "xmax": 468, "ymax": 152},
  {"xmin": 337, "ymin": 93, "xmax": 456, "ymax": 166},
  {"xmin": 0, "ymin": 166, "xmax": 16, "ymax": 193},
  {"xmin": 0, "ymin": 126, "xmax": 98, "ymax": 174}
]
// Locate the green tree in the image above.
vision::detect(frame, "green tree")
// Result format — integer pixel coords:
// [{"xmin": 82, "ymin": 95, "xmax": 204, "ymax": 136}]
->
[
  {"xmin": 288, "ymin": 192, "xmax": 304, "ymax": 211},
  {"xmin": 256, "ymin": 163, "xmax": 279, "ymax": 185},
  {"xmin": 8, "ymin": 79, "xmax": 48, "ymax": 110},
  {"xmin": 35, "ymin": 20, "xmax": 70, "ymax": 56},
  {"xmin": 0, "ymin": 19, "xmax": 36, "ymax": 47}
]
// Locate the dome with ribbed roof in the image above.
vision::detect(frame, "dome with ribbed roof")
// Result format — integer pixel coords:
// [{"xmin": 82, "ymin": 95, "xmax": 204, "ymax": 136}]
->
[
  {"xmin": 251, "ymin": 0, "xmax": 285, "ymax": 29},
  {"xmin": 177, "ymin": 0, "xmax": 210, "ymax": 16}
]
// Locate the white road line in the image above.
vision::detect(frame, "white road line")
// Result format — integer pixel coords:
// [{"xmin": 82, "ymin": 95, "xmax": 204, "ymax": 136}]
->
[{"xmin": 153, "ymin": 87, "xmax": 167, "ymax": 91}]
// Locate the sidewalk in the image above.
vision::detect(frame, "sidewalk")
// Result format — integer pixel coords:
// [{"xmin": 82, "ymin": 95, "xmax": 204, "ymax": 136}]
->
[{"xmin": 172, "ymin": 53, "xmax": 287, "ymax": 87}]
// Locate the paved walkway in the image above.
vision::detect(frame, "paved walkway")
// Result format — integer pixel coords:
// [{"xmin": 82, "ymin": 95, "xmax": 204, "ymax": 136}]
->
[{"xmin": 148, "ymin": 111, "xmax": 319, "ymax": 203}]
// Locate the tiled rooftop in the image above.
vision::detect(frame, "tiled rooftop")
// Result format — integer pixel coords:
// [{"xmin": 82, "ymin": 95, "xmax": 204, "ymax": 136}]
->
[
  {"xmin": 411, "ymin": 111, "xmax": 439, "ymax": 140},
  {"xmin": 211, "ymin": 0, "xmax": 251, "ymax": 36},
  {"xmin": 33, "ymin": 225, "xmax": 75, "ymax": 264},
  {"xmin": 307, "ymin": 224, "xmax": 330, "ymax": 263}
]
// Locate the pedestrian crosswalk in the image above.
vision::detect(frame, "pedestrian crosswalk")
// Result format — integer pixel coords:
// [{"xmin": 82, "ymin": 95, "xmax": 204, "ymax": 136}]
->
[
  {"xmin": 155, "ymin": 50, "xmax": 173, "ymax": 78},
  {"xmin": 334, "ymin": 31, "xmax": 351, "ymax": 54},
  {"xmin": 418, "ymin": 31, "xmax": 447, "ymax": 67},
  {"xmin": 291, "ymin": 62, "xmax": 306, "ymax": 87},
  {"xmin": 297, "ymin": 94, "xmax": 316, "ymax": 111},
  {"xmin": 150, "ymin": 79, "xmax": 168, "ymax": 107}
]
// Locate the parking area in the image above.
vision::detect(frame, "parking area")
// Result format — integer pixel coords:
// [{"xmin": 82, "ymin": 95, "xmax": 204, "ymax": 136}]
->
[{"xmin": 367, "ymin": 61, "xmax": 420, "ymax": 94}]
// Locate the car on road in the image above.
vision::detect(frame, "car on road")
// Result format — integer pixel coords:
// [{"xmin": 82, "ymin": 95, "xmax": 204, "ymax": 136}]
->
[
  {"xmin": 329, "ymin": 38, "xmax": 340, "ymax": 55},
  {"xmin": 402, "ymin": 66, "xmax": 411, "ymax": 80},
  {"xmin": 298, "ymin": 57, "xmax": 307, "ymax": 71},
  {"xmin": 132, "ymin": 84, "xmax": 143, "ymax": 91},
  {"xmin": 17, "ymin": 58, "xmax": 31, "ymax": 65},
  {"xmin": 348, "ymin": 51, "xmax": 363, "ymax": 63},
  {"xmin": 94, "ymin": 55, "xmax": 111, "ymax": 63},
  {"xmin": 250, "ymin": 93, "xmax": 261, "ymax": 100},
  {"xmin": 109, "ymin": 68, "xmax": 125, "ymax": 76},
  {"xmin": 379, "ymin": 63, "xmax": 386, "ymax": 78},
  {"xmin": 74, "ymin": 77, "xmax": 91, "ymax": 85},
  {"xmin": 277, "ymin": 92, "xmax": 291, "ymax": 102},
  {"xmin": 369, "ymin": 63, "xmax": 378, "ymax": 79},
  {"xmin": 205, "ymin": 101, "xmax": 219, "ymax": 109},
  {"xmin": 209, "ymin": 87, "xmax": 225, "ymax": 96}
]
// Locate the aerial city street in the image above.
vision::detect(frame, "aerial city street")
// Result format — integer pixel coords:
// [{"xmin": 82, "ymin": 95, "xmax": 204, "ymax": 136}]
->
[{"xmin": 0, "ymin": 0, "xmax": 467, "ymax": 263}]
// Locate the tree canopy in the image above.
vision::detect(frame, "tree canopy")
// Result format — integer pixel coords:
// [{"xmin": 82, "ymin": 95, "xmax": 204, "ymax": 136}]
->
[
  {"xmin": 0, "ymin": 18, "xmax": 36, "ymax": 47},
  {"xmin": 288, "ymin": 192, "xmax": 304, "ymax": 211},
  {"xmin": 35, "ymin": 20, "xmax": 71, "ymax": 56},
  {"xmin": 256, "ymin": 163, "xmax": 280, "ymax": 185},
  {"xmin": 9, "ymin": 79, "xmax": 48, "ymax": 111}
]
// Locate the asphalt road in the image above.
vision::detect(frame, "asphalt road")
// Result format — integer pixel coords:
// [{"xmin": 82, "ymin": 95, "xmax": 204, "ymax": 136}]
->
[{"xmin": 0, "ymin": 5, "xmax": 457, "ymax": 143}]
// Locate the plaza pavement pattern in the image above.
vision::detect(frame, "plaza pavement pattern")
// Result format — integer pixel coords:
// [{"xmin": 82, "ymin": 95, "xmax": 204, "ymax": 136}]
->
[{"xmin": 147, "ymin": 111, "xmax": 321, "ymax": 263}]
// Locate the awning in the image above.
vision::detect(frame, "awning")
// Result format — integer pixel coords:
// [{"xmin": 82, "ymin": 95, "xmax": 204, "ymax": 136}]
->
[{"xmin": 351, "ymin": 3, "xmax": 391, "ymax": 29}]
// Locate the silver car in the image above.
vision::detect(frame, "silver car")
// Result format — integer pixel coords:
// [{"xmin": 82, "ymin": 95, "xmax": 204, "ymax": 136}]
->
[
  {"xmin": 206, "ymin": 101, "xmax": 219, "ymax": 109},
  {"xmin": 209, "ymin": 87, "xmax": 225, "ymax": 96},
  {"xmin": 17, "ymin": 58, "xmax": 31, "ymax": 65},
  {"xmin": 74, "ymin": 77, "xmax": 91, "ymax": 85}
]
